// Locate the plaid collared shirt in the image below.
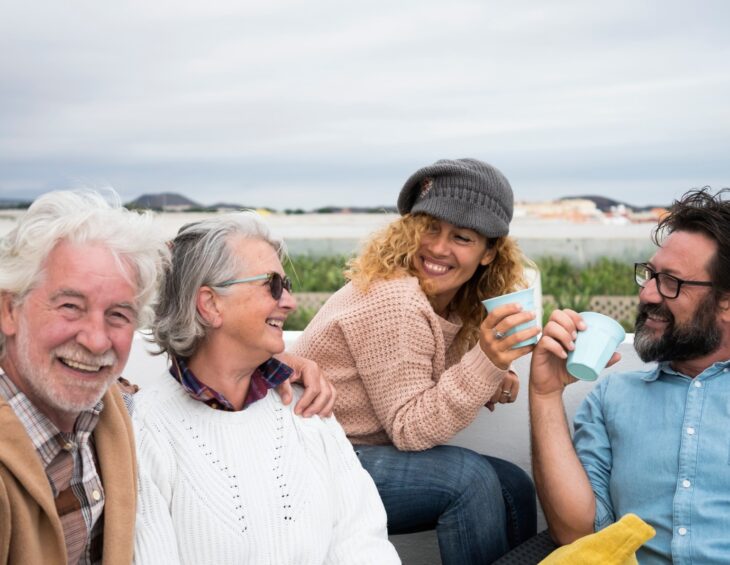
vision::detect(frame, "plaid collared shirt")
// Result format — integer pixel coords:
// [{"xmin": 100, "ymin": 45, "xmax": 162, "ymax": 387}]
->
[
  {"xmin": 0, "ymin": 372, "xmax": 105, "ymax": 565},
  {"xmin": 169, "ymin": 355, "xmax": 292, "ymax": 411}
]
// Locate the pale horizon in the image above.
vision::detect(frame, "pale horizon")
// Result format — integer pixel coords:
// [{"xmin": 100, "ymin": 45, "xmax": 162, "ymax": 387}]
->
[{"xmin": 0, "ymin": 188, "xmax": 675, "ymax": 211}]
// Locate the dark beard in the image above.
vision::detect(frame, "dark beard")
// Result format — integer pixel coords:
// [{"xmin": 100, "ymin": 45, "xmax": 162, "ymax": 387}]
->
[{"xmin": 633, "ymin": 294, "xmax": 722, "ymax": 363}]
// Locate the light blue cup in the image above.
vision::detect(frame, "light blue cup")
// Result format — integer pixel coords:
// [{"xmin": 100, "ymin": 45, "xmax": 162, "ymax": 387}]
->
[
  {"xmin": 482, "ymin": 288, "xmax": 538, "ymax": 349},
  {"xmin": 566, "ymin": 312, "xmax": 626, "ymax": 381}
]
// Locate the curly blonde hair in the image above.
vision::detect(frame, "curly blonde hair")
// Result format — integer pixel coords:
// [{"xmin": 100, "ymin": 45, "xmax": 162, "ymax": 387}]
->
[{"xmin": 346, "ymin": 213, "xmax": 529, "ymax": 353}]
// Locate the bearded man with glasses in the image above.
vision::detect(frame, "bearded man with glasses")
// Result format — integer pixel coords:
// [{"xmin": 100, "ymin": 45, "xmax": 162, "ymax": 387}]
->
[
  {"xmin": 526, "ymin": 188, "xmax": 730, "ymax": 564},
  {"xmin": 632, "ymin": 262, "xmax": 721, "ymax": 366}
]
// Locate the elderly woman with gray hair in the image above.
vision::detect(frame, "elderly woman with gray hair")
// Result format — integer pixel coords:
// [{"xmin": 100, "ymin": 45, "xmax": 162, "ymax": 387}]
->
[{"xmin": 132, "ymin": 213, "xmax": 399, "ymax": 564}]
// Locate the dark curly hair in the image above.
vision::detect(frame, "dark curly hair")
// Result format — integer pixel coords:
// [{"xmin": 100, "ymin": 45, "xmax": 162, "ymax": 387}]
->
[{"xmin": 654, "ymin": 187, "xmax": 730, "ymax": 298}]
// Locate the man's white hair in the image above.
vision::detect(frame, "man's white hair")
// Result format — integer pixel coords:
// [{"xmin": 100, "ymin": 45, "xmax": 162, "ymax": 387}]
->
[{"xmin": 0, "ymin": 189, "xmax": 170, "ymax": 359}]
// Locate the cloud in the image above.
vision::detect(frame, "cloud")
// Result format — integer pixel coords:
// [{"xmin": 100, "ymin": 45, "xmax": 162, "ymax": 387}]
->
[{"xmin": 1, "ymin": 0, "xmax": 729, "ymax": 208}]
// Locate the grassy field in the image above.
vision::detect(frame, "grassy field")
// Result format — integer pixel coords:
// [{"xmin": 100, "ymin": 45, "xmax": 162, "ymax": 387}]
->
[{"xmin": 284, "ymin": 255, "xmax": 638, "ymax": 331}]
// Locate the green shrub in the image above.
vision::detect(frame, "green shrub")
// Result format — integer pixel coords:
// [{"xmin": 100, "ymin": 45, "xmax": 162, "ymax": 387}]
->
[
  {"xmin": 536, "ymin": 256, "xmax": 634, "ymax": 296},
  {"xmin": 536, "ymin": 257, "xmax": 578, "ymax": 296},
  {"xmin": 578, "ymin": 257, "xmax": 635, "ymax": 295},
  {"xmin": 284, "ymin": 306, "xmax": 319, "ymax": 331},
  {"xmin": 283, "ymin": 254, "xmax": 638, "ymax": 329},
  {"xmin": 537, "ymin": 256, "xmax": 637, "ymax": 326},
  {"xmin": 537, "ymin": 257, "xmax": 593, "ymax": 319},
  {"xmin": 285, "ymin": 254, "xmax": 350, "ymax": 292},
  {"xmin": 284, "ymin": 254, "xmax": 635, "ymax": 296}
]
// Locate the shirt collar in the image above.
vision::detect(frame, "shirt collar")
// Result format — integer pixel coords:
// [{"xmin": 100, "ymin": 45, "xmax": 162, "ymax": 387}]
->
[
  {"xmin": 645, "ymin": 358, "xmax": 730, "ymax": 381},
  {"xmin": 0, "ymin": 371, "xmax": 103, "ymax": 467},
  {"xmin": 169, "ymin": 355, "xmax": 292, "ymax": 411}
]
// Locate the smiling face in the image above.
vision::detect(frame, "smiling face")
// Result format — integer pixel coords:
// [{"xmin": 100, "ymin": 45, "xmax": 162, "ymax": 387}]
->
[
  {"xmin": 634, "ymin": 230, "xmax": 722, "ymax": 365},
  {"xmin": 0, "ymin": 240, "xmax": 138, "ymax": 431},
  {"xmin": 214, "ymin": 237, "xmax": 296, "ymax": 365},
  {"xmin": 413, "ymin": 217, "xmax": 496, "ymax": 315}
]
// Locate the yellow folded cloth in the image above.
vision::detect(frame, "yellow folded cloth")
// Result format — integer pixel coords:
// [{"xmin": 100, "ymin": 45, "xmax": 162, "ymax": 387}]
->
[{"xmin": 539, "ymin": 513, "xmax": 655, "ymax": 565}]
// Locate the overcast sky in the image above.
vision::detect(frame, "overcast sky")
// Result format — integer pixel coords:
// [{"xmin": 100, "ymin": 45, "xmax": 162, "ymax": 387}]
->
[{"xmin": 2, "ymin": 0, "xmax": 729, "ymax": 209}]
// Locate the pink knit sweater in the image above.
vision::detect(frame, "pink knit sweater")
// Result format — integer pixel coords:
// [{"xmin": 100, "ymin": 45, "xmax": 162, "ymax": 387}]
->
[{"xmin": 292, "ymin": 276, "xmax": 509, "ymax": 451}]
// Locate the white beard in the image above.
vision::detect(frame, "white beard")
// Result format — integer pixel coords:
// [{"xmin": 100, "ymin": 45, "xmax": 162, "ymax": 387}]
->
[{"xmin": 15, "ymin": 314, "xmax": 119, "ymax": 416}]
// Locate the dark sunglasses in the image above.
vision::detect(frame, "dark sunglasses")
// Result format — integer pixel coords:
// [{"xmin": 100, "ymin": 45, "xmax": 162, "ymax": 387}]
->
[{"xmin": 217, "ymin": 272, "xmax": 293, "ymax": 300}]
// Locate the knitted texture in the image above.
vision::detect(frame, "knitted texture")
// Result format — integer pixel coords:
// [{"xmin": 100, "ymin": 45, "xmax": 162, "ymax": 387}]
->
[
  {"xmin": 397, "ymin": 158, "xmax": 514, "ymax": 238},
  {"xmin": 292, "ymin": 277, "xmax": 509, "ymax": 451},
  {"xmin": 132, "ymin": 377, "xmax": 399, "ymax": 565}
]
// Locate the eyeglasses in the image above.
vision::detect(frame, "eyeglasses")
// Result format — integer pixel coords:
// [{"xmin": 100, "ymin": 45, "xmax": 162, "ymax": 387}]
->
[
  {"xmin": 217, "ymin": 272, "xmax": 293, "ymax": 300},
  {"xmin": 634, "ymin": 262, "xmax": 712, "ymax": 299}
]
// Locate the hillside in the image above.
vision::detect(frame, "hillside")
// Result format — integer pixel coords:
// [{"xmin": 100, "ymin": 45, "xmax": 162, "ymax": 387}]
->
[{"xmin": 128, "ymin": 193, "xmax": 201, "ymax": 209}]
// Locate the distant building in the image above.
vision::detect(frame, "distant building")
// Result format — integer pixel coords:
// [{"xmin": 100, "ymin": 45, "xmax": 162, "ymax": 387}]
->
[
  {"xmin": 515, "ymin": 199, "xmax": 603, "ymax": 222},
  {"xmin": 628, "ymin": 207, "xmax": 668, "ymax": 223}
]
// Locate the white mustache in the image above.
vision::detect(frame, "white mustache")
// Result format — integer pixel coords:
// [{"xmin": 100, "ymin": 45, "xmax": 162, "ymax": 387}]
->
[{"xmin": 53, "ymin": 344, "xmax": 117, "ymax": 369}]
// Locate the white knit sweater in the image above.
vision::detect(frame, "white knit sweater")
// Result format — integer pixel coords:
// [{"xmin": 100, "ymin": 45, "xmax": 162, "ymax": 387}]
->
[{"xmin": 132, "ymin": 376, "xmax": 400, "ymax": 565}]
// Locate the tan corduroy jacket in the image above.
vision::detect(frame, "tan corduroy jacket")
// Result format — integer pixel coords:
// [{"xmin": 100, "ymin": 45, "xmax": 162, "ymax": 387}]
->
[{"xmin": 0, "ymin": 383, "xmax": 137, "ymax": 565}]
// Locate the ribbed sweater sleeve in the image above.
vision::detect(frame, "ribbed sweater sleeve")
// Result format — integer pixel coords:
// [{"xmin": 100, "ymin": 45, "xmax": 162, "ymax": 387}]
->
[
  {"xmin": 293, "ymin": 277, "xmax": 509, "ymax": 451},
  {"xmin": 320, "ymin": 416, "xmax": 401, "ymax": 565},
  {"xmin": 133, "ymin": 411, "xmax": 182, "ymax": 564}
]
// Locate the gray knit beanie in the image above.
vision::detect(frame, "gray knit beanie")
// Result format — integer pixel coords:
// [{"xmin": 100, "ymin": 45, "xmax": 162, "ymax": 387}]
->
[{"xmin": 397, "ymin": 158, "xmax": 514, "ymax": 238}]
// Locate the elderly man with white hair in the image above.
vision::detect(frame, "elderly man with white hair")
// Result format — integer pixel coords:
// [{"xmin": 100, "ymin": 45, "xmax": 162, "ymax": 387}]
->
[
  {"xmin": 0, "ymin": 191, "xmax": 168, "ymax": 564},
  {"xmin": 0, "ymin": 191, "xmax": 335, "ymax": 565}
]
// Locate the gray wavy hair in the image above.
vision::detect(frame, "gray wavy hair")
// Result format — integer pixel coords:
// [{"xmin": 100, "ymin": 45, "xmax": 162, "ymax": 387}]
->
[
  {"xmin": 153, "ymin": 212, "xmax": 285, "ymax": 358},
  {"xmin": 0, "ymin": 189, "xmax": 169, "ymax": 359}
]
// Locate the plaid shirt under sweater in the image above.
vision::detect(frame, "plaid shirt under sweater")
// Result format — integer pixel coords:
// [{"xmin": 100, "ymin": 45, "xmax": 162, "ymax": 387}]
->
[
  {"xmin": 169, "ymin": 355, "xmax": 293, "ymax": 411},
  {"xmin": 0, "ymin": 372, "xmax": 105, "ymax": 565}
]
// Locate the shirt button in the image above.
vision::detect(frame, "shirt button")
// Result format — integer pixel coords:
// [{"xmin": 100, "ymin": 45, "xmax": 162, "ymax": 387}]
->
[
  {"xmin": 678, "ymin": 527, "xmax": 688, "ymax": 536},
  {"xmin": 687, "ymin": 427, "xmax": 695, "ymax": 435},
  {"xmin": 92, "ymin": 490, "xmax": 101, "ymax": 501},
  {"xmin": 693, "ymin": 381, "xmax": 702, "ymax": 388},
  {"xmin": 62, "ymin": 441, "xmax": 76, "ymax": 451},
  {"xmin": 682, "ymin": 479, "xmax": 691, "ymax": 488}
]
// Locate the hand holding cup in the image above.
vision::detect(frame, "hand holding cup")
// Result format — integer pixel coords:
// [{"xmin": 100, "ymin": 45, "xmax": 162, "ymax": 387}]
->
[
  {"xmin": 566, "ymin": 312, "xmax": 626, "ymax": 381},
  {"xmin": 479, "ymin": 288, "xmax": 541, "ymax": 369},
  {"xmin": 530, "ymin": 309, "xmax": 624, "ymax": 399}
]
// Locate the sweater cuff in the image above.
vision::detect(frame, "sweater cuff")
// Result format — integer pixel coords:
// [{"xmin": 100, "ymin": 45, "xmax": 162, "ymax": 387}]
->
[{"xmin": 462, "ymin": 343, "xmax": 510, "ymax": 387}]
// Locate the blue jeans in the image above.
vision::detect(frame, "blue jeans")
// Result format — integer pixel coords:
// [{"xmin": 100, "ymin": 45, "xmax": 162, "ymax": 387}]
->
[{"xmin": 355, "ymin": 444, "xmax": 536, "ymax": 565}]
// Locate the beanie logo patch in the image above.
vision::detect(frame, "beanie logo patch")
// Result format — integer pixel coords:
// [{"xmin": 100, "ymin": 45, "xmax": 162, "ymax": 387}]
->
[{"xmin": 419, "ymin": 177, "xmax": 434, "ymax": 199}]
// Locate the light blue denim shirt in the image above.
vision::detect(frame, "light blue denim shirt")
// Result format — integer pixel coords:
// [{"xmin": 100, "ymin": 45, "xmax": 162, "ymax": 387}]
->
[{"xmin": 573, "ymin": 359, "xmax": 730, "ymax": 564}]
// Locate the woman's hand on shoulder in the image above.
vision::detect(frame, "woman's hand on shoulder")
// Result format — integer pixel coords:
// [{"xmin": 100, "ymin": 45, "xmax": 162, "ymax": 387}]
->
[
  {"xmin": 478, "ymin": 303, "xmax": 539, "ymax": 369},
  {"xmin": 274, "ymin": 353, "xmax": 337, "ymax": 418}
]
